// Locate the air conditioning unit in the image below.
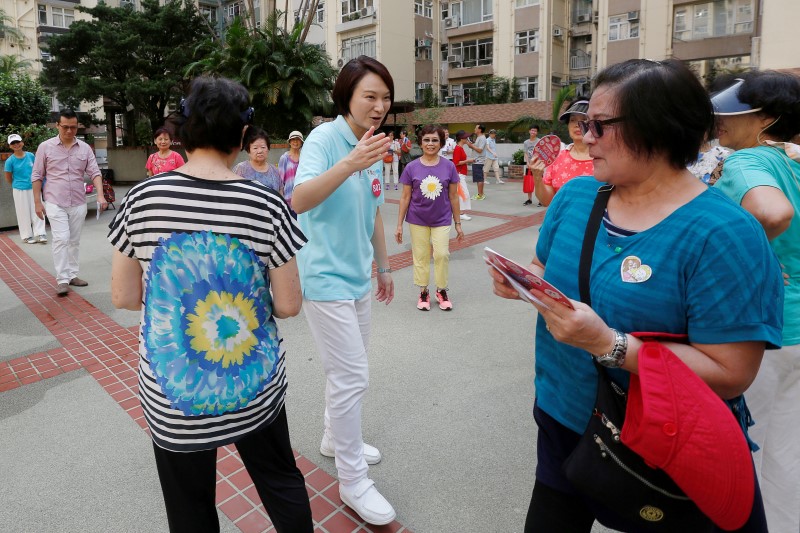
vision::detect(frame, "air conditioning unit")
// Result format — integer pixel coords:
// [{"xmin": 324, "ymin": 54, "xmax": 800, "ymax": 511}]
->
[
  {"xmin": 337, "ymin": 58, "xmax": 345, "ymax": 67},
  {"xmin": 627, "ymin": 10, "xmax": 639, "ymax": 21},
  {"xmin": 553, "ymin": 28, "xmax": 563, "ymax": 37},
  {"xmin": 576, "ymin": 14, "xmax": 590, "ymax": 23},
  {"xmin": 417, "ymin": 38, "xmax": 426, "ymax": 47},
  {"xmin": 444, "ymin": 16, "xmax": 458, "ymax": 28},
  {"xmin": 447, "ymin": 54, "xmax": 461, "ymax": 63},
  {"xmin": 360, "ymin": 6, "xmax": 374, "ymax": 17},
  {"xmin": 593, "ymin": 10, "xmax": 599, "ymax": 24}
]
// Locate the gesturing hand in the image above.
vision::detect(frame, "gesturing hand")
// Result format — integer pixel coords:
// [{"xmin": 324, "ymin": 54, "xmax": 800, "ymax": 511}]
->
[{"xmin": 347, "ymin": 127, "xmax": 391, "ymax": 172}]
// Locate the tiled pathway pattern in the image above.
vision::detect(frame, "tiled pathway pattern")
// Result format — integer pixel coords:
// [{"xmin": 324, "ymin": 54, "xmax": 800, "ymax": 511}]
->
[{"xmin": 0, "ymin": 206, "xmax": 543, "ymax": 533}]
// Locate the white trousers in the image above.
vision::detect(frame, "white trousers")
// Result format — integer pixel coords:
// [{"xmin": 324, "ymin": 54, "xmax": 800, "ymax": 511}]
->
[
  {"xmin": 383, "ymin": 160, "xmax": 399, "ymax": 186},
  {"xmin": 45, "ymin": 202, "xmax": 87, "ymax": 285},
  {"xmin": 13, "ymin": 188, "xmax": 46, "ymax": 240},
  {"xmin": 747, "ymin": 343, "xmax": 800, "ymax": 532},
  {"xmin": 303, "ymin": 294, "xmax": 372, "ymax": 485}
]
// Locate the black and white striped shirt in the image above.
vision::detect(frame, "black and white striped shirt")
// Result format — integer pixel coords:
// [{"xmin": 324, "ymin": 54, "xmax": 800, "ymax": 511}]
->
[{"xmin": 108, "ymin": 172, "xmax": 306, "ymax": 452}]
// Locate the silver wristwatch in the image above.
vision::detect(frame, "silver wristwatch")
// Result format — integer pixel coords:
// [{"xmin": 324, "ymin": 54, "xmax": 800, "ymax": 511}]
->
[{"xmin": 594, "ymin": 329, "xmax": 628, "ymax": 368}]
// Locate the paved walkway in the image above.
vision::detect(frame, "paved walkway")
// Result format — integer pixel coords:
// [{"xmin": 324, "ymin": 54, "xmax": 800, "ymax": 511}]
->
[{"xmin": 0, "ymin": 179, "xmax": 611, "ymax": 532}]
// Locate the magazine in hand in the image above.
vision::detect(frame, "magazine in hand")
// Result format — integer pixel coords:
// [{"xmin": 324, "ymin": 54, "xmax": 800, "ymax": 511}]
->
[{"xmin": 484, "ymin": 247, "xmax": 574, "ymax": 310}]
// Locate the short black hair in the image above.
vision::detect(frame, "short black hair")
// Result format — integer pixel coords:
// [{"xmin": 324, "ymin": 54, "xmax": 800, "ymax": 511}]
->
[
  {"xmin": 418, "ymin": 124, "xmax": 444, "ymax": 145},
  {"xmin": 58, "ymin": 109, "xmax": 77, "ymax": 122},
  {"xmin": 476, "ymin": 124, "xmax": 485, "ymax": 133},
  {"xmin": 152, "ymin": 127, "xmax": 172, "ymax": 141},
  {"xmin": 593, "ymin": 59, "xmax": 713, "ymax": 169},
  {"xmin": 332, "ymin": 56, "xmax": 394, "ymax": 118},
  {"xmin": 171, "ymin": 77, "xmax": 251, "ymax": 154},
  {"xmin": 242, "ymin": 126, "xmax": 271, "ymax": 152},
  {"xmin": 736, "ymin": 70, "xmax": 800, "ymax": 141}
]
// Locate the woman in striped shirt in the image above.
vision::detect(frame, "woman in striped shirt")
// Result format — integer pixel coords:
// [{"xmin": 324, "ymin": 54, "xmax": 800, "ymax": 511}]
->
[{"xmin": 108, "ymin": 77, "xmax": 312, "ymax": 533}]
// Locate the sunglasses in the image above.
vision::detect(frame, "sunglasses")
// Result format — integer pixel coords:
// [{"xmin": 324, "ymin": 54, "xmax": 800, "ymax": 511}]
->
[{"xmin": 577, "ymin": 117, "xmax": 626, "ymax": 138}]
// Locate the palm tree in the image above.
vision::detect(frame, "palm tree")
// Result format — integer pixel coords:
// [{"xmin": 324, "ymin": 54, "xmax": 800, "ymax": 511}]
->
[
  {"xmin": 0, "ymin": 9, "xmax": 24, "ymax": 44},
  {"xmin": 550, "ymin": 85, "xmax": 576, "ymax": 132},
  {"xmin": 0, "ymin": 55, "xmax": 31, "ymax": 75},
  {"xmin": 187, "ymin": 12, "xmax": 335, "ymax": 137}
]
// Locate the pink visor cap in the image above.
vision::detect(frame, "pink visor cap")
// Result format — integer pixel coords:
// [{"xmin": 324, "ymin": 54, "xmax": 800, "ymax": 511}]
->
[{"xmin": 621, "ymin": 339, "xmax": 755, "ymax": 531}]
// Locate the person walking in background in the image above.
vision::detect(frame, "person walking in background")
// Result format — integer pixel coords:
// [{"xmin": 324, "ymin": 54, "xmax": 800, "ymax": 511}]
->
[
  {"xmin": 4, "ymin": 134, "xmax": 47, "ymax": 244},
  {"xmin": 489, "ymin": 58, "xmax": 779, "ymax": 533},
  {"xmin": 440, "ymin": 128, "xmax": 456, "ymax": 160},
  {"xmin": 108, "ymin": 76, "xmax": 312, "ymax": 533},
  {"xmin": 529, "ymin": 100, "xmax": 593, "ymax": 207},
  {"xmin": 291, "ymin": 56, "xmax": 397, "ymax": 527},
  {"xmin": 522, "ymin": 125, "xmax": 540, "ymax": 206},
  {"xmin": 31, "ymin": 109, "xmax": 107, "ymax": 297},
  {"xmin": 711, "ymin": 72, "xmax": 800, "ymax": 533},
  {"xmin": 234, "ymin": 127, "xmax": 283, "ymax": 194},
  {"xmin": 145, "ymin": 127, "xmax": 185, "ymax": 177},
  {"xmin": 484, "ymin": 129, "xmax": 504, "ymax": 184},
  {"xmin": 452, "ymin": 130, "xmax": 473, "ymax": 221},
  {"xmin": 279, "ymin": 130, "xmax": 304, "ymax": 212},
  {"xmin": 398, "ymin": 129, "xmax": 412, "ymax": 177},
  {"xmin": 382, "ymin": 131, "xmax": 400, "ymax": 190},
  {"xmin": 467, "ymin": 124, "xmax": 487, "ymax": 200},
  {"xmin": 395, "ymin": 124, "xmax": 464, "ymax": 311}
]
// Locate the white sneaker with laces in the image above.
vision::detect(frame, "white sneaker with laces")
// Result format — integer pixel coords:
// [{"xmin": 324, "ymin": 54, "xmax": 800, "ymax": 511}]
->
[
  {"xmin": 340, "ymin": 478, "xmax": 396, "ymax": 526},
  {"xmin": 460, "ymin": 214, "xmax": 471, "ymax": 221},
  {"xmin": 319, "ymin": 433, "xmax": 382, "ymax": 465}
]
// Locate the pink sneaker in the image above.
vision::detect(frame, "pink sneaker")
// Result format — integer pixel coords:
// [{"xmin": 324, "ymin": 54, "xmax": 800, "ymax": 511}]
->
[
  {"xmin": 436, "ymin": 289, "xmax": 453, "ymax": 311},
  {"xmin": 417, "ymin": 290, "xmax": 430, "ymax": 311}
]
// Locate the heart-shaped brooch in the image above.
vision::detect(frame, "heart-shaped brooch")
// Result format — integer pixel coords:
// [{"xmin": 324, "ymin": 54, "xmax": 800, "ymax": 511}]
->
[{"xmin": 620, "ymin": 255, "xmax": 652, "ymax": 283}]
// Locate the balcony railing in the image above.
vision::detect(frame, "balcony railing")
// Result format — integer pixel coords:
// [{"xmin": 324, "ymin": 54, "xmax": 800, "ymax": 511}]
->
[{"xmin": 570, "ymin": 54, "xmax": 591, "ymax": 70}]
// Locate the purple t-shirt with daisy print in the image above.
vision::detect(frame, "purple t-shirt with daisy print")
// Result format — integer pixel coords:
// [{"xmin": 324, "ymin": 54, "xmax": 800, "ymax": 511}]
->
[{"xmin": 399, "ymin": 157, "xmax": 460, "ymax": 228}]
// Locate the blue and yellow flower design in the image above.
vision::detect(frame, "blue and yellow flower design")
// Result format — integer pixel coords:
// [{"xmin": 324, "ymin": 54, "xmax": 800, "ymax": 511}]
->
[{"xmin": 142, "ymin": 231, "xmax": 278, "ymax": 416}]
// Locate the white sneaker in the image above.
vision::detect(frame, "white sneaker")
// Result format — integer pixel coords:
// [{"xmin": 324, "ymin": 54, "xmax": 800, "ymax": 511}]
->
[
  {"xmin": 460, "ymin": 214, "xmax": 472, "ymax": 221},
  {"xmin": 319, "ymin": 433, "xmax": 382, "ymax": 465},
  {"xmin": 340, "ymin": 478, "xmax": 396, "ymax": 526},
  {"xmin": 496, "ymin": 179, "xmax": 505, "ymax": 184}
]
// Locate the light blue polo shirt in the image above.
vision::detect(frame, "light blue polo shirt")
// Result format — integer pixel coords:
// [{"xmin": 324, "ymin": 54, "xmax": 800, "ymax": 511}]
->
[
  {"xmin": 4, "ymin": 152, "xmax": 35, "ymax": 190},
  {"xmin": 715, "ymin": 146, "xmax": 800, "ymax": 345},
  {"xmin": 294, "ymin": 116, "xmax": 385, "ymax": 301}
]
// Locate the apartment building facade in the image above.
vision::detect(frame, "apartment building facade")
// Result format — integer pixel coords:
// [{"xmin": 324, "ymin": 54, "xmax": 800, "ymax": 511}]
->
[{"xmin": 2, "ymin": 0, "xmax": 797, "ymax": 108}]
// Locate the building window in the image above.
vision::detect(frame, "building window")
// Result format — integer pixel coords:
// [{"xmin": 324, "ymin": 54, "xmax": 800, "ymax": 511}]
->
[
  {"xmin": 341, "ymin": 33, "xmax": 376, "ymax": 61},
  {"xmin": 441, "ymin": 2, "xmax": 448, "ymax": 19},
  {"xmin": 38, "ymin": 5, "xmax": 75, "ymax": 28},
  {"xmin": 199, "ymin": 4, "xmax": 218, "ymax": 24},
  {"xmin": 515, "ymin": 29, "xmax": 539, "ymax": 54},
  {"xmin": 449, "ymin": 37, "xmax": 493, "ymax": 67},
  {"xmin": 415, "ymin": 38, "xmax": 432, "ymax": 60},
  {"xmin": 341, "ymin": 0, "xmax": 373, "ymax": 22},
  {"xmin": 441, "ymin": 44, "xmax": 448, "ymax": 61},
  {"xmin": 120, "ymin": 0, "xmax": 136, "ymax": 9},
  {"xmin": 416, "ymin": 82, "xmax": 432, "ymax": 102},
  {"xmin": 414, "ymin": 0, "xmax": 432, "ymax": 18},
  {"xmin": 673, "ymin": 0, "xmax": 753, "ymax": 41},
  {"xmin": 226, "ymin": 2, "xmax": 241, "ymax": 19},
  {"xmin": 608, "ymin": 15, "xmax": 639, "ymax": 41},
  {"xmin": 688, "ymin": 55, "xmax": 751, "ymax": 80},
  {"xmin": 515, "ymin": 0, "xmax": 540, "ymax": 7},
  {"xmin": 450, "ymin": 0, "xmax": 492, "ymax": 26},
  {"xmin": 519, "ymin": 76, "xmax": 538, "ymax": 100},
  {"xmin": 316, "ymin": 1, "xmax": 325, "ymax": 23}
]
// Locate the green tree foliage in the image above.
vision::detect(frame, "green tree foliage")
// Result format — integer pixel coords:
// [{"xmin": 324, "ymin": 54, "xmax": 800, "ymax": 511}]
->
[
  {"xmin": 0, "ymin": 72, "xmax": 50, "ymax": 126},
  {"xmin": 188, "ymin": 13, "xmax": 336, "ymax": 138},
  {"xmin": 0, "ymin": 55, "xmax": 32, "ymax": 75},
  {"xmin": 1, "ymin": 8, "xmax": 25, "ymax": 45},
  {"xmin": 474, "ymin": 75, "xmax": 520, "ymax": 105},
  {"xmin": 0, "ymin": 124, "xmax": 53, "ymax": 152},
  {"xmin": 40, "ymin": 0, "xmax": 211, "ymax": 145}
]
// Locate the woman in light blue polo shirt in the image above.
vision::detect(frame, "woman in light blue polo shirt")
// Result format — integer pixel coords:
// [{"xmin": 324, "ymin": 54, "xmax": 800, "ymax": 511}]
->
[{"xmin": 291, "ymin": 56, "xmax": 396, "ymax": 527}]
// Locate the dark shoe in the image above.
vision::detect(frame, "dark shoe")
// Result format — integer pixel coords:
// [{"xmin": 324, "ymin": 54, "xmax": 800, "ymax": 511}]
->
[
  {"xmin": 523, "ymin": 199, "xmax": 533, "ymax": 206},
  {"xmin": 57, "ymin": 283, "xmax": 69, "ymax": 296},
  {"xmin": 69, "ymin": 277, "xmax": 89, "ymax": 287}
]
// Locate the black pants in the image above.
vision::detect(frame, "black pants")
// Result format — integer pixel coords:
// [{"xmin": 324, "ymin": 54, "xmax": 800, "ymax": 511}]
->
[{"xmin": 152, "ymin": 406, "xmax": 313, "ymax": 533}]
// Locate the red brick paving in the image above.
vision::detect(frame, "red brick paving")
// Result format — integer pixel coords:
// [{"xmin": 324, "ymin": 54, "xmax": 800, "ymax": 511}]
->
[{"xmin": 0, "ymin": 204, "xmax": 542, "ymax": 531}]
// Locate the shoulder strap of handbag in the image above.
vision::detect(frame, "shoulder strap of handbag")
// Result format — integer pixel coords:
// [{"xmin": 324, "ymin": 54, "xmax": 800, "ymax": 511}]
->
[{"xmin": 578, "ymin": 184, "xmax": 614, "ymax": 307}]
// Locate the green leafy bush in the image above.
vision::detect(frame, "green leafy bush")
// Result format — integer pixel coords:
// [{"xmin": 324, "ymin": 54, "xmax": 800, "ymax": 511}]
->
[
  {"xmin": 1, "ymin": 124, "xmax": 54, "ymax": 152},
  {"xmin": 512, "ymin": 149, "xmax": 525, "ymax": 165},
  {"xmin": 0, "ymin": 72, "xmax": 50, "ymax": 126}
]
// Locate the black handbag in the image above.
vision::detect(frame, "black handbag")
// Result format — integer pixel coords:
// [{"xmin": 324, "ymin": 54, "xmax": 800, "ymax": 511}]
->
[{"xmin": 561, "ymin": 184, "xmax": 714, "ymax": 532}]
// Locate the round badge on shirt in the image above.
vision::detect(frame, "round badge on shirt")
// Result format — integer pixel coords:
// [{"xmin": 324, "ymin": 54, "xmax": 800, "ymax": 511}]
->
[{"xmin": 372, "ymin": 177, "xmax": 382, "ymax": 197}]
